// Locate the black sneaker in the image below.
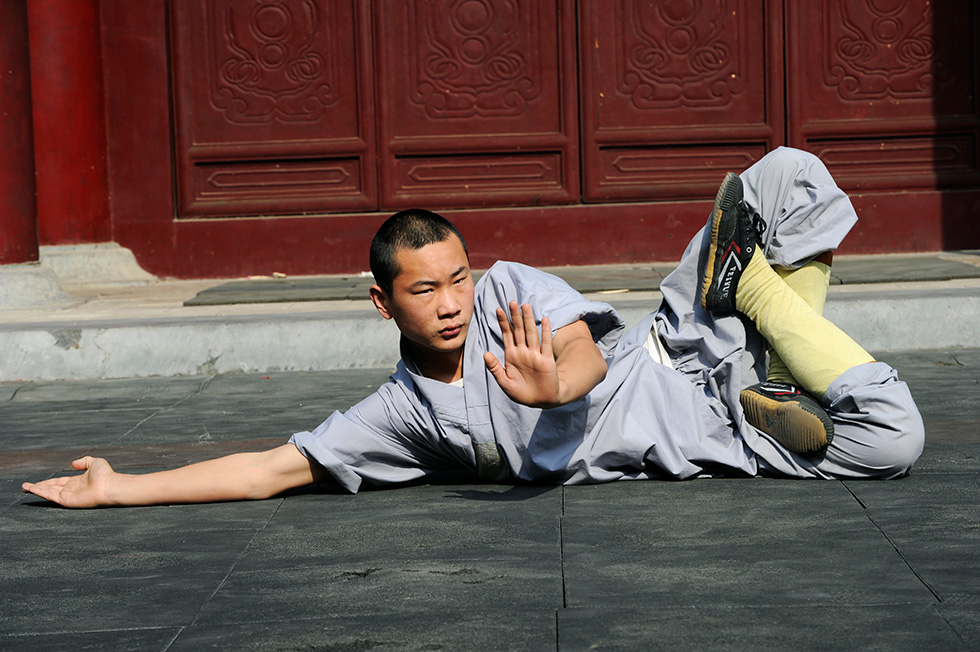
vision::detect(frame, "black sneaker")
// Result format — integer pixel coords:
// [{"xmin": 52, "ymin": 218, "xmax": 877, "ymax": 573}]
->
[
  {"xmin": 698, "ymin": 172, "xmax": 756, "ymax": 312},
  {"xmin": 740, "ymin": 382, "xmax": 834, "ymax": 454}
]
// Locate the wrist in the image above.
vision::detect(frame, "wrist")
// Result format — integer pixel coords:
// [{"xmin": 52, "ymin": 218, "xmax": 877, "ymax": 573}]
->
[{"xmin": 102, "ymin": 470, "xmax": 125, "ymax": 506}]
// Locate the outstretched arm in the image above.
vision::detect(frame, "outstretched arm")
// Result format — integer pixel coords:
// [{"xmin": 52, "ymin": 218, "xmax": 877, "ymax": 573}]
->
[
  {"xmin": 484, "ymin": 301, "xmax": 607, "ymax": 409},
  {"xmin": 21, "ymin": 444, "xmax": 324, "ymax": 509}
]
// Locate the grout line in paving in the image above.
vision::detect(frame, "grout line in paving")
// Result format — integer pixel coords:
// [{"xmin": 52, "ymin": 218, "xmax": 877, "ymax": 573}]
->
[{"xmin": 186, "ymin": 498, "xmax": 287, "ymax": 630}]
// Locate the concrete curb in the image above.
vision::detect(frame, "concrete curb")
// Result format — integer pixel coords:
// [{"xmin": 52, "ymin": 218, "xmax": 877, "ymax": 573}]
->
[{"xmin": 2, "ymin": 281, "xmax": 978, "ymax": 381}]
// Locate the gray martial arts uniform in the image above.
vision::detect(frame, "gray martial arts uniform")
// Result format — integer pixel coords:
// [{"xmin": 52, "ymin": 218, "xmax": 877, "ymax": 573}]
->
[{"xmin": 290, "ymin": 147, "xmax": 924, "ymax": 492}]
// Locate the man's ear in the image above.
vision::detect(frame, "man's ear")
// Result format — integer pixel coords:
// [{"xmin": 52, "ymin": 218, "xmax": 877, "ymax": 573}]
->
[{"xmin": 369, "ymin": 285, "xmax": 393, "ymax": 320}]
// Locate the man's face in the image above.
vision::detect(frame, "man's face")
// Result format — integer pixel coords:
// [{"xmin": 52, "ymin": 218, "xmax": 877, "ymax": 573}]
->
[{"xmin": 371, "ymin": 235, "xmax": 475, "ymax": 360}]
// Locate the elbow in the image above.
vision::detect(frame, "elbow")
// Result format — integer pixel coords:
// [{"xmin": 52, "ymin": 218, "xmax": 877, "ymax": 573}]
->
[
  {"xmin": 596, "ymin": 355, "xmax": 609, "ymax": 384},
  {"xmin": 586, "ymin": 349, "xmax": 608, "ymax": 392}
]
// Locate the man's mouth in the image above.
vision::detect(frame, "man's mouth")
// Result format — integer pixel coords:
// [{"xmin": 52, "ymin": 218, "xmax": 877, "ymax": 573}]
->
[{"xmin": 439, "ymin": 324, "xmax": 463, "ymax": 339}]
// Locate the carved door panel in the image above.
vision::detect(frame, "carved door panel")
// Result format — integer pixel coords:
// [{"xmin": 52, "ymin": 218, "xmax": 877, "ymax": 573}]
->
[
  {"xmin": 170, "ymin": 0, "xmax": 376, "ymax": 218},
  {"xmin": 786, "ymin": 1, "xmax": 980, "ymax": 191},
  {"xmin": 374, "ymin": 0, "xmax": 579, "ymax": 210},
  {"xmin": 579, "ymin": 0, "xmax": 784, "ymax": 202}
]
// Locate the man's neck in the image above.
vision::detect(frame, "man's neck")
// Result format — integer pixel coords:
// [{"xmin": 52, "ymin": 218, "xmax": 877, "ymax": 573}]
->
[{"xmin": 405, "ymin": 341, "xmax": 464, "ymax": 384}]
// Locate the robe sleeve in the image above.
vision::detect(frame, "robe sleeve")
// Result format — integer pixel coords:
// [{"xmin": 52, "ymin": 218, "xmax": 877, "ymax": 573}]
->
[
  {"xmin": 476, "ymin": 261, "xmax": 625, "ymax": 357},
  {"xmin": 289, "ymin": 378, "xmax": 474, "ymax": 493}
]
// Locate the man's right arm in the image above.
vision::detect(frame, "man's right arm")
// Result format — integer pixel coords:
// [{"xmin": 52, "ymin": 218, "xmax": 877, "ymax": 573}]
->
[{"xmin": 21, "ymin": 444, "xmax": 323, "ymax": 509}]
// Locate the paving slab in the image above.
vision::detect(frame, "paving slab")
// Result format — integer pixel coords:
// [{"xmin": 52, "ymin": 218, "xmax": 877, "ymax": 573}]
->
[
  {"xmin": 0, "ymin": 522, "xmax": 257, "ymax": 636},
  {"xmin": 182, "ymin": 254, "xmax": 980, "ymax": 305},
  {"xmin": 561, "ymin": 484, "xmax": 935, "ymax": 609},
  {"xmin": 110, "ymin": 399, "xmax": 327, "ymax": 446},
  {"xmin": 943, "ymin": 605, "xmax": 980, "ymax": 652},
  {"xmin": 193, "ymin": 560, "xmax": 562, "ymax": 625},
  {"xmin": 1, "ymin": 349, "xmax": 978, "ymax": 651},
  {"xmin": 844, "ymin": 473, "xmax": 980, "ymax": 602},
  {"xmin": 0, "ymin": 629, "xmax": 181, "ymax": 652},
  {"xmin": 235, "ymin": 485, "xmax": 562, "ymax": 571},
  {"xmin": 169, "ymin": 611, "xmax": 558, "ymax": 652},
  {"xmin": 3, "ymin": 375, "xmax": 208, "ymax": 408},
  {"xmin": 0, "ymin": 405, "xmax": 156, "ymax": 453},
  {"xmin": 557, "ymin": 604, "xmax": 969, "ymax": 652},
  {"xmin": 831, "ymin": 253, "xmax": 980, "ymax": 285}
]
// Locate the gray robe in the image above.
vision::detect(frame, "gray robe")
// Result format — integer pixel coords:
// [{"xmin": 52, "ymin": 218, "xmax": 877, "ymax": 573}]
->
[{"xmin": 290, "ymin": 148, "xmax": 924, "ymax": 492}]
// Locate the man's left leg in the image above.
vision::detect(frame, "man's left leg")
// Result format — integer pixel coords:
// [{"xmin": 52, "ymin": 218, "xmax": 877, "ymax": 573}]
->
[
  {"xmin": 732, "ymin": 246, "xmax": 875, "ymax": 451},
  {"xmin": 738, "ymin": 253, "xmax": 837, "ymax": 453}
]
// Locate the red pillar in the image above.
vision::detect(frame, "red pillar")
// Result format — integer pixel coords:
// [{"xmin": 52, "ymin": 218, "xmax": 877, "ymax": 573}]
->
[
  {"xmin": 28, "ymin": 0, "xmax": 111, "ymax": 245},
  {"xmin": 0, "ymin": 0, "xmax": 40, "ymax": 265}
]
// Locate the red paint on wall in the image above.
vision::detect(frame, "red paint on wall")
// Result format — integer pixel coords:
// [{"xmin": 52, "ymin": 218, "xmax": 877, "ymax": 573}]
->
[
  {"xmin": 28, "ymin": 0, "xmax": 111, "ymax": 245},
  {"xmin": 0, "ymin": 0, "xmax": 39, "ymax": 265}
]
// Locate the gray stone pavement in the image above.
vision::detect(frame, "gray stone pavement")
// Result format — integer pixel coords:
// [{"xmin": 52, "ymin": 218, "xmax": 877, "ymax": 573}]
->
[{"xmin": 2, "ymin": 349, "xmax": 979, "ymax": 651}]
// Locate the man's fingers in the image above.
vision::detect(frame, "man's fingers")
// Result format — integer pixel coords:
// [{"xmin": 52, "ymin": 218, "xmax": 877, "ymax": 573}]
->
[
  {"xmin": 521, "ymin": 303, "xmax": 540, "ymax": 349},
  {"xmin": 540, "ymin": 315, "xmax": 553, "ymax": 356},
  {"xmin": 22, "ymin": 481, "xmax": 61, "ymax": 502},
  {"xmin": 72, "ymin": 456, "xmax": 94, "ymax": 471},
  {"xmin": 508, "ymin": 301, "xmax": 526, "ymax": 347},
  {"xmin": 495, "ymin": 307, "xmax": 513, "ymax": 343},
  {"xmin": 484, "ymin": 352, "xmax": 510, "ymax": 387}
]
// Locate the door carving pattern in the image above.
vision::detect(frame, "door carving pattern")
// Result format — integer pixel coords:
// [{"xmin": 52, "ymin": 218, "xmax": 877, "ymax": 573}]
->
[
  {"xmin": 620, "ymin": 0, "xmax": 746, "ymax": 109},
  {"xmin": 410, "ymin": 0, "xmax": 539, "ymax": 118},
  {"xmin": 210, "ymin": 0, "xmax": 339, "ymax": 123},
  {"xmin": 582, "ymin": 0, "xmax": 773, "ymax": 202},
  {"xmin": 826, "ymin": 0, "xmax": 949, "ymax": 101},
  {"xmin": 378, "ymin": 0, "xmax": 576, "ymax": 209},
  {"xmin": 788, "ymin": 0, "xmax": 978, "ymax": 194},
  {"xmin": 171, "ymin": 0, "xmax": 375, "ymax": 217}
]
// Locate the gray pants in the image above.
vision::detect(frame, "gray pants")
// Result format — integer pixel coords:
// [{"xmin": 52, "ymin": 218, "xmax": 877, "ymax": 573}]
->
[{"xmin": 654, "ymin": 147, "xmax": 925, "ymax": 479}]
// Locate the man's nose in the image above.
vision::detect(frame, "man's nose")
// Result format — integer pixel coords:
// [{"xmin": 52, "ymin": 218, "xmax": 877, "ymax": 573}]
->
[{"xmin": 437, "ymin": 289, "xmax": 460, "ymax": 316}]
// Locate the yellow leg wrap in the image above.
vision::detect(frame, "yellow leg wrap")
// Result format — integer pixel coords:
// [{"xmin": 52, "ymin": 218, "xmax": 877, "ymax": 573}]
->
[
  {"xmin": 735, "ymin": 248, "xmax": 874, "ymax": 397},
  {"xmin": 766, "ymin": 259, "xmax": 832, "ymax": 385}
]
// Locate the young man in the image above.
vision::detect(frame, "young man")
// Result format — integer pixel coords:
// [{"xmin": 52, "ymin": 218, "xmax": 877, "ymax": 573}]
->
[{"xmin": 22, "ymin": 148, "xmax": 924, "ymax": 509}]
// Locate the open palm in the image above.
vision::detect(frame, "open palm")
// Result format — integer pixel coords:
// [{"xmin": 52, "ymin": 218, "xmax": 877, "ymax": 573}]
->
[{"xmin": 484, "ymin": 301, "xmax": 561, "ymax": 409}]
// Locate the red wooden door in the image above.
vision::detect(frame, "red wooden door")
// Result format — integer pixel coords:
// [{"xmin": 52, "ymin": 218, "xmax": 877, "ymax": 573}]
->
[
  {"xmin": 579, "ymin": 0, "xmax": 785, "ymax": 202},
  {"xmin": 375, "ymin": 0, "xmax": 579, "ymax": 210},
  {"xmin": 170, "ymin": 0, "xmax": 376, "ymax": 217},
  {"xmin": 785, "ymin": 0, "xmax": 980, "ymax": 251},
  {"xmin": 170, "ymin": 0, "xmax": 578, "ymax": 217},
  {"xmin": 103, "ymin": 0, "xmax": 980, "ymax": 278}
]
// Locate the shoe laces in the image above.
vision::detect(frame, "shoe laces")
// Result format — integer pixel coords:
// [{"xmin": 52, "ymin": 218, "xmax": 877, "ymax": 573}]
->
[
  {"xmin": 751, "ymin": 214, "xmax": 767, "ymax": 241},
  {"xmin": 739, "ymin": 201, "xmax": 767, "ymax": 242}
]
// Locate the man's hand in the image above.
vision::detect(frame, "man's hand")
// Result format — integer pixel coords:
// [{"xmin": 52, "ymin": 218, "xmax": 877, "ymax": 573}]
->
[
  {"xmin": 484, "ymin": 301, "xmax": 608, "ymax": 409},
  {"xmin": 484, "ymin": 301, "xmax": 562, "ymax": 408},
  {"xmin": 22, "ymin": 456, "xmax": 115, "ymax": 509}
]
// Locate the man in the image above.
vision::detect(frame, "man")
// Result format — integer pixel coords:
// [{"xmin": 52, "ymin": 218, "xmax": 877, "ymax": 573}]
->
[{"xmin": 22, "ymin": 148, "xmax": 924, "ymax": 508}]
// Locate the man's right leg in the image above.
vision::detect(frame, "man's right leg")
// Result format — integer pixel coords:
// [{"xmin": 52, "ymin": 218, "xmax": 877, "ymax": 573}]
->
[
  {"xmin": 660, "ymin": 148, "xmax": 924, "ymax": 476},
  {"xmin": 699, "ymin": 172, "xmax": 875, "ymax": 453}
]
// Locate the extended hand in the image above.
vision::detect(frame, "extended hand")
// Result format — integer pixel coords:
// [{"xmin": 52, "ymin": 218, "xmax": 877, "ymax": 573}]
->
[
  {"xmin": 22, "ymin": 456, "xmax": 115, "ymax": 508},
  {"xmin": 484, "ymin": 301, "xmax": 561, "ymax": 408}
]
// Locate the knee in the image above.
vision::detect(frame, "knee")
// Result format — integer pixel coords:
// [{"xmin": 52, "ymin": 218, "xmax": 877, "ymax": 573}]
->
[
  {"xmin": 824, "ymin": 366, "xmax": 926, "ymax": 478},
  {"xmin": 756, "ymin": 147, "xmax": 829, "ymax": 184},
  {"xmin": 835, "ymin": 405, "xmax": 925, "ymax": 479},
  {"xmin": 867, "ymin": 413, "xmax": 925, "ymax": 478}
]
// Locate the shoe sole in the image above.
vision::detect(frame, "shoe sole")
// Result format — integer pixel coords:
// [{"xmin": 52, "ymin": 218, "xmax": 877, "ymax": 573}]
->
[
  {"xmin": 699, "ymin": 172, "xmax": 743, "ymax": 310},
  {"xmin": 740, "ymin": 390, "xmax": 835, "ymax": 454}
]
